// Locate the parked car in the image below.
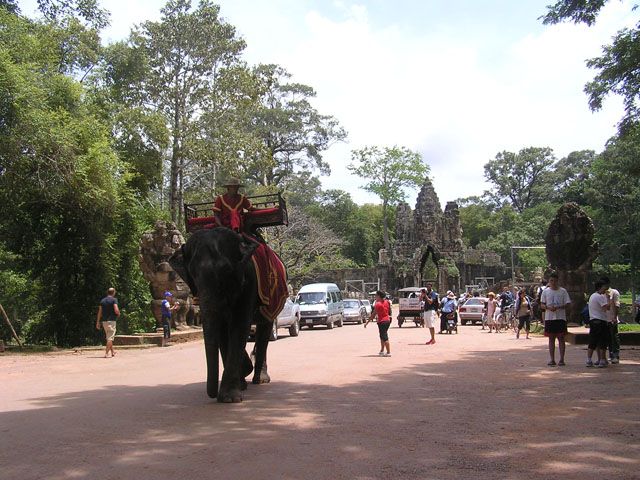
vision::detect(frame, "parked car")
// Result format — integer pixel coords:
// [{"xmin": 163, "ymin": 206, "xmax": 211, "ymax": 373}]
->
[
  {"xmin": 361, "ymin": 299, "xmax": 372, "ymax": 316},
  {"xmin": 458, "ymin": 297, "xmax": 487, "ymax": 325},
  {"xmin": 343, "ymin": 299, "xmax": 367, "ymax": 324},
  {"xmin": 250, "ymin": 297, "xmax": 300, "ymax": 341},
  {"xmin": 296, "ymin": 283, "xmax": 344, "ymax": 329}
]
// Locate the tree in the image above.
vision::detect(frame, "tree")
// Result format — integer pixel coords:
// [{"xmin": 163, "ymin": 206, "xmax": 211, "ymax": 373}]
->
[
  {"xmin": 0, "ymin": 10, "xmax": 156, "ymax": 345},
  {"xmin": 132, "ymin": 0, "xmax": 245, "ymax": 224},
  {"xmin": 585, "ymin": 126, "xmax": 640, "ymax": 286},
  {"xmin": 0, "ymin": 1, "xmax": 19, "ymax": 14},
  {"xmin": 348, "ymin": 146, "xmax": 429, "ymax": 252},
  {"xmin": 263, "ymin": 206, "xmax": 354, "ymax": 284},
  {"xmin": 550, "ymin": 150, "xmax": 595, "ymax": 204},
  {"xmin": 542, "ymin": 1, "xmax": 640, "ymax": 133},
  {"xmin": 484, "ymin": 147, "xmax": 556, "ymax": 212},
  {"xmin": 239, "ymin": 64, "xmax": 347, "ymax": 187}
]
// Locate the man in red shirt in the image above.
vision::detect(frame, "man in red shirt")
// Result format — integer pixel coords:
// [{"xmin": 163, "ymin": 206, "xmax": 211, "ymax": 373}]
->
[
  {"xmin": 213, "ymin": 178, "xmax": 253, "ymax": 232},
  {"xmin": 364, "ymin": 291, "xmax": 392, "ymax": 356}
]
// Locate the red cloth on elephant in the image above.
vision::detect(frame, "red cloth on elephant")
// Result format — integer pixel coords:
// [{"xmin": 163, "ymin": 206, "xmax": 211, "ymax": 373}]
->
[
  {"xmin": 213, "ymin": 194, "xmax": 252, "ymax": 231},
  {"xmin": 251, "ymin": 241, "xmax": 288, "ymax": 322}
]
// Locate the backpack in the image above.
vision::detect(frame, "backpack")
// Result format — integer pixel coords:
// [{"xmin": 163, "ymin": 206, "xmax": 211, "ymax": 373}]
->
[{"xmin": 580, "ymin": 304, "xmax": 590, "ymax": 326}]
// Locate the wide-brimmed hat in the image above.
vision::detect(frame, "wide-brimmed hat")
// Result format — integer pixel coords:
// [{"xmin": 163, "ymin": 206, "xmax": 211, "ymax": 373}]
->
[{"xmin": 223, "ymin": 177, "xmax": 244, "ymax": 187}]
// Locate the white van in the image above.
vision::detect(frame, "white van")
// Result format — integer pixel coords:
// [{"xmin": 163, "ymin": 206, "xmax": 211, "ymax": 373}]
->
[{"xmin": 295, "ymin": 283, "xmax": 345, "ymax": 329}]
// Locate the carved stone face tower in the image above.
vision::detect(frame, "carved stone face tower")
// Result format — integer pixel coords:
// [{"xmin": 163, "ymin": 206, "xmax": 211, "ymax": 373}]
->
[{"xmin": 392, "ymin": 177, "xmax": 464, "ymax": 293}]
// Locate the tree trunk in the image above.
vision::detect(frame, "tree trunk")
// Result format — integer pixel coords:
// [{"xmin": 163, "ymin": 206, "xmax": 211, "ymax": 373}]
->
[
  {"xmin": 169, "ymin": 84, "xmax": 181, "ymax": 224},
  {"xmin": 0, "ymin": 303, "xmax": 22, "ymax": 348},
  {"xmin": 382, "ymin": 200, "xmax": 390, "ymax": 252}
]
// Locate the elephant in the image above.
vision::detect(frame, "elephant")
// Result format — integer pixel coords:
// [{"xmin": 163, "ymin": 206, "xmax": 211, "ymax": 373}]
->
[{"xmin": 168, "ymin": 227, "xmax": 274, "ymax": 403}]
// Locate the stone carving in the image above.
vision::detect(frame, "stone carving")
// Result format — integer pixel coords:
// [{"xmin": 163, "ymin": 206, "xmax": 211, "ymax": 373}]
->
[
  {"xmin": 392, "ymin": 178, "xmax": 465, "ymax": 293},
  {"xmin": 139, "ymin": 221, "xmax": 192, "ymax": 329},
  {"xmin": 545, "ymin": 203, "xmax": 598, "ymax": 324},
  {"xmin": 391, "ymin": 177, "xmax": 506, "ymax": 293}
]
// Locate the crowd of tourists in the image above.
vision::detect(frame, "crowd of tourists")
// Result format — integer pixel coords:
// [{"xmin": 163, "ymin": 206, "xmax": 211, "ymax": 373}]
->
[{"xmin": 363, "ymin": 273, "xmax": 625, "ymax": 367}]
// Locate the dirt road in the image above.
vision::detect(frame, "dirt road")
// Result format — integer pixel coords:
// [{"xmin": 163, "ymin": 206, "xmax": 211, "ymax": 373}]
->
[{"xmin": 2, "ymin": 313, "xmax": 639, "ymax": 480}]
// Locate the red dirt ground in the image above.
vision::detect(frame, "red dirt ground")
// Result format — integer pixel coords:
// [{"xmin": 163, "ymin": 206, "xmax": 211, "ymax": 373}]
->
[{"xmin": 2, "ymin": 309, "xmax": 639, "ymax": 480}]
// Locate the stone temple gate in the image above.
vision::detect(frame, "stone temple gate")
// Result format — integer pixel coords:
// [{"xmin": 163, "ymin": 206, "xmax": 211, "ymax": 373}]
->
[{"xmin": 391, "ymin": 177, "xmax": 504, "ymax": 294}]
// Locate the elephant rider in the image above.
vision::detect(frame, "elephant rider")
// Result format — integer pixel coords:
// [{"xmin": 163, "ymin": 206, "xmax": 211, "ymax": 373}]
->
[{"xmin": 213, "ymin": 178, "xmax": 254, "ymax": 232}]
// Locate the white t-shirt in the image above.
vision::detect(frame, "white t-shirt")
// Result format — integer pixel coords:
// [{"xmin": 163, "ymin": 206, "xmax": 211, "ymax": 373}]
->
[
  {"xmin": 607, "ymin": 288, "xmax": 620, "ymax": 323},
  {"xmin": 588, "ymin": 292, "xmax": 609, "ymax": 321},
  {"xmin": 540, "ymin": 287, "xmax": 571, "ymax": 321}
]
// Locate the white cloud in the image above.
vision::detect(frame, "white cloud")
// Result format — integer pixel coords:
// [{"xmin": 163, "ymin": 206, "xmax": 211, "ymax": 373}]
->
[{"xmin": 257, "ymin": 1, "xmax": 632, "ymax": 206}]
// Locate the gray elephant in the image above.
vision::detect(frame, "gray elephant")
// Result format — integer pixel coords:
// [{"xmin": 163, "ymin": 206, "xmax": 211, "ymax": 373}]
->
[{"xmin": 168, "ymin": 228, "xmax": 275, "ymax": 403}]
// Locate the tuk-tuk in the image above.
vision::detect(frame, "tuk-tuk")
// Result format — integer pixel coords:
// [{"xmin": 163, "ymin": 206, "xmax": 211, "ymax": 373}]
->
[{"xmin": 397, "ymin": 287, "xmax": 424, "ymax": 327}]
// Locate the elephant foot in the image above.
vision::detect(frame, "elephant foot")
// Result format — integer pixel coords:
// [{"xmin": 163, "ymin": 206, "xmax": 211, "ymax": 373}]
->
[
  {"xmin": 207, "ymin": 382, "xmax": 218, "ymax": 399},
  {"xmin": 217, "ymin": 388, "xmax": 243, "ymax": 403},
  {"xmin": 252, "ymin": 369, "xmax": 271, "ymax": 385},
  {"xmin": 240, "ymin": 378, "xmax": 248, "ymax": 391}
]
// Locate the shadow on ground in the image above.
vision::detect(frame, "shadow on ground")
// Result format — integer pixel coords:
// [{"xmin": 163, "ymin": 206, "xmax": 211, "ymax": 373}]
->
[{"xmin": 1, "ymin": 341, "xmax": 638, "ymax": 480}]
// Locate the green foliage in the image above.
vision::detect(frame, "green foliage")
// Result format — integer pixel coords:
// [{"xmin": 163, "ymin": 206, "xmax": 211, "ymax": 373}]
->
[
  {"xmin": 0, "ymin": 10, "xmax": 157, "ymax": 346},
  {"xmin": 349, "ymin": 145, "xmax": 428, "ymax": 251},
  {"xmin": 305, "ymin": 190, "xmax": 387, "ymax": 266},
  {"xmin": 237, "ymin": 64, "xmax": 347, "ymax": 187},
  {"xmin": 542, "ymin": 1, "xmax": 640, "ymax": 133},
  {"xmin": 130, "ymin": 0, "xmax": 246, "ymax": 224},
  {"xmin": 484, "ymin": 147, "xmax": 556, "ymax": 212}
]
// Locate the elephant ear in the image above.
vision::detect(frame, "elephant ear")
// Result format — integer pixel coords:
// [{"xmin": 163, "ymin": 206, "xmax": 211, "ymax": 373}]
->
[{"xmin": 169, "ymin": 245, "xmax": 198, "ymax": 295}]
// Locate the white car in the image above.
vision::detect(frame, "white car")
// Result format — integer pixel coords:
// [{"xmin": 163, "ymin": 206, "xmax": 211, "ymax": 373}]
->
[
  {"xmin": 361, "ymin": 299, "xmax": 372, "ymax": 316},
  {"xmin": 271, "ymin": 297, "xmax": 301, "ymax": 340},
  {"xmin": 250, "ymin": 297, "xmax": 301, "ymax": 341}
]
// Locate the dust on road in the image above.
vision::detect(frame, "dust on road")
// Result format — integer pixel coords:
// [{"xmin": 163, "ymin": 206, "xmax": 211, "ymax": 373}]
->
[{"xmin": 2, "ymin": 311, "xmax": 639, "ymax": 480}]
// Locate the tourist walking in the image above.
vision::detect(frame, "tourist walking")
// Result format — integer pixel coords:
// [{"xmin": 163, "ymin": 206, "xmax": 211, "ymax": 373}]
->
[
  {"xmin": 96, "ymin": 287, "xmax": 120, "ymax": 358},
  {"xmin": 364, "ymin": 291, "xmax": 392, "ymax": 356},
  {"xmin": 540, "ymin": 273, "xmax": 571, "ymax": 366},
  {"xmin": 600, "ymin": 276, "xmax": 621, "ymax": 364},
  {"xmin": 586, "ymin": 280, "xmax": 611, "ymax": 368},
  {"xmin": 484, "ymin": 292, "xmax": 499, "ymax": 333},
  {"xmin": 514, "ymin": 288, "xmax": 532, "ymax": 339},
  {"xmin": 421, "ymin": 283, "xmax": 439, "ymax": 345}
]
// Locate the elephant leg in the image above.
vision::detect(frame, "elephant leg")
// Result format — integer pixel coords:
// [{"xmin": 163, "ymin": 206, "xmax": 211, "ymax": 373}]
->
[
  {"xmin": 252, "ymin": 318, "xmax": 271, "ymax": 385},
  {"xmin": 201, "ymin": 313, "xmax": 219, "ymax": 399},
  {"xmin": 238, "ymin": 343, "xmax": 253, "ymax": 391},
  {"xmin": 218, "ymin": 319, "xmax": 252, "ymax": 403}
]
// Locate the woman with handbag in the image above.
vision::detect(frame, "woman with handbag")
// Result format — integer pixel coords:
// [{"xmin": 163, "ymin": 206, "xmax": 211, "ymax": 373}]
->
[{"xmin": 514, "ymin": 288, "xmax": 532, "ymax": 339}]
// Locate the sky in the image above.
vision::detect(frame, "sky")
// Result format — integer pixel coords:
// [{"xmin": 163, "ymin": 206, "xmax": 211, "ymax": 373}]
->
[{"xmin": 18, "ymin": 0, "xmax": 637, "ymax": 207}]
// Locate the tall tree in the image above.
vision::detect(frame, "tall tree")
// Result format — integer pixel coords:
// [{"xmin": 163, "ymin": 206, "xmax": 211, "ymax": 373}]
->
[
  {"xmin": 484, "ymin": 147, "xmax": 556, "ymax": 213},
  {"xmin": 239, "ymin": 64, "xmax": 347, "ymax": 187},
  {"xmin": 0, "ymin": 1, "xmax": 19, "ymax": 14},
  {"xmin": 132, "ymin": 0, "xmax": 245, "ymax": 224},
  {"xmin": 348, "ymin": 146, "xmax": 429, "ymax": 252},
  {"xmin": 550, "ymin": 149, "xmax": 595, "ymax": 204},
  {"xmin": 542, "ymin": 1, "xmax": 640, "ymax": 133},
  {"xmin": 586, "ymin": 126, "xmax": 640, "ymax": 285}
]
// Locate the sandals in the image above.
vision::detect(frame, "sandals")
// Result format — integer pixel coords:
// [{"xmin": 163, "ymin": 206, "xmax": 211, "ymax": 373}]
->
[{"xmin": 547, "ymin": 360, "xmax": 556, "ymax": 366}]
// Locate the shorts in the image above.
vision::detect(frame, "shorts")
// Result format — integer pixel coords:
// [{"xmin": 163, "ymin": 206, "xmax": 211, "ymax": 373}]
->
[
  {"xmin": 588, "ymin": 319, "xmax": 609, "ymax": 350},
  {"xmin": 518, "ymin": 315, "xmax": 531, "ymax": 331},
  {"xmin": 423, "ymin": 310, "xmax": 437, "ymax": 329},
  {"xmin": 544, "ymin": 319, "xmax": 567, "ymax": 337},
  {"xmin": 102, "ymin": 321, "xmax": 116, "ymax": 342},
  {"xmin": 377, "ymin": 321, "xmax": 391, "ymax": 341}
]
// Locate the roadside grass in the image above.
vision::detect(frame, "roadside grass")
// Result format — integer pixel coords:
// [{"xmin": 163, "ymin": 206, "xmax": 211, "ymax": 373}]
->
[{"xmin": 619, "ymin": 323, "xmax": 640, "ymax": 332}]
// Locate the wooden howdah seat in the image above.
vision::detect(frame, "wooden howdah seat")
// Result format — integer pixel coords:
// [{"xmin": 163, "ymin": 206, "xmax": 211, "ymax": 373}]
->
[{"xmin": 184, "ymin": 192, "xmax": 288, "ymax": 234}]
